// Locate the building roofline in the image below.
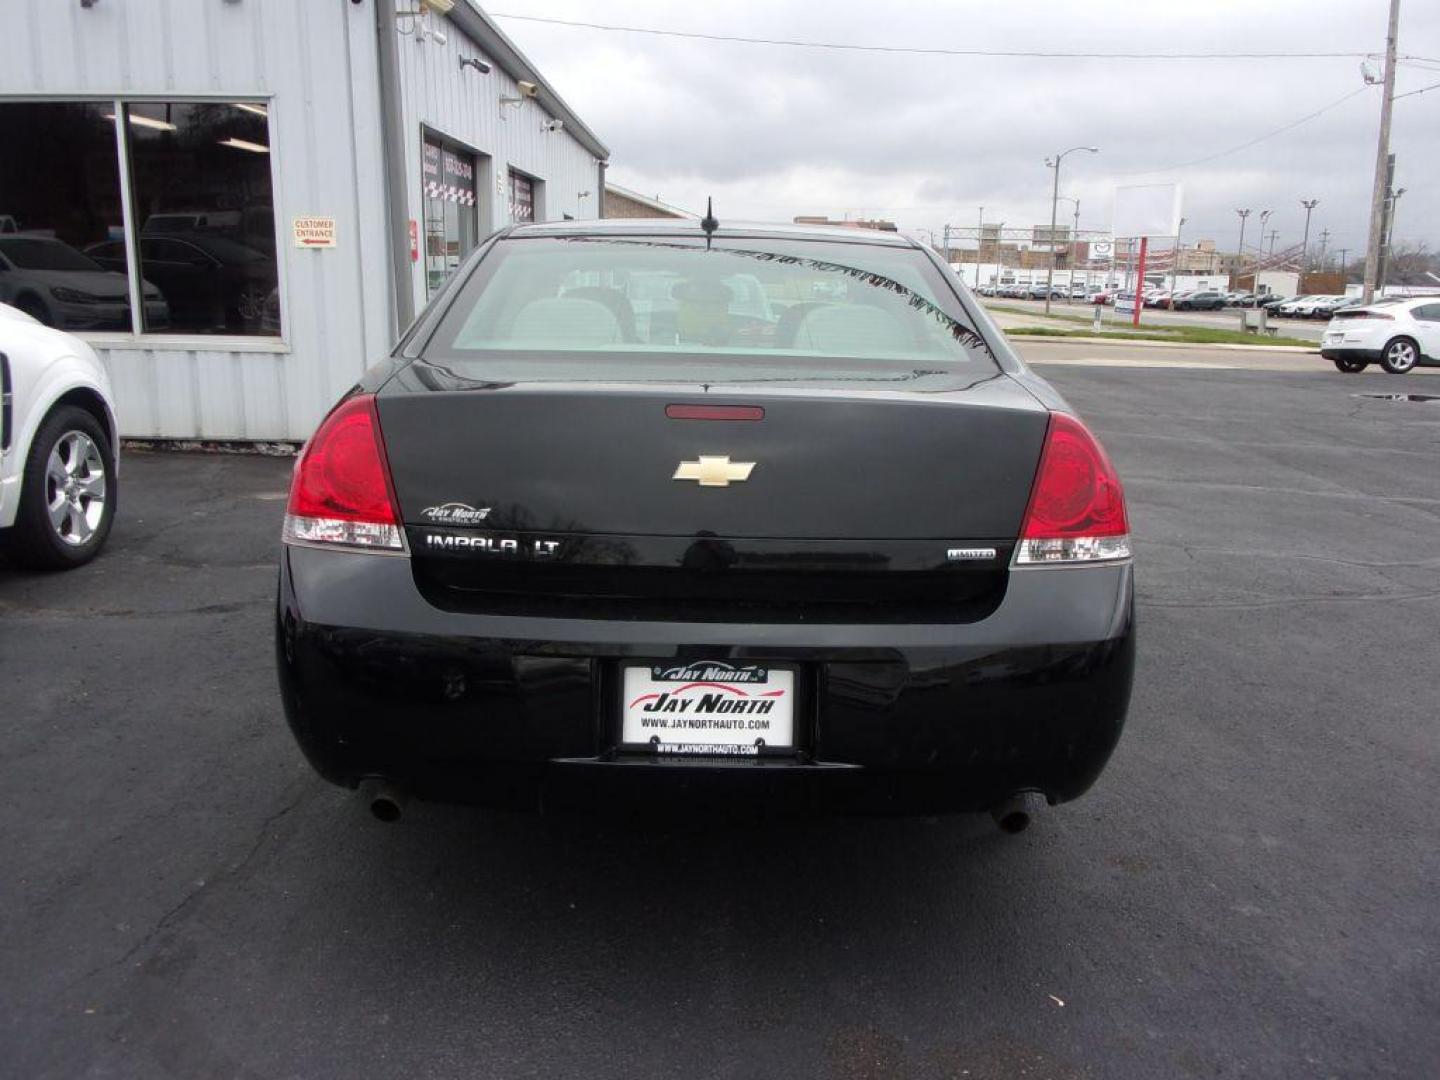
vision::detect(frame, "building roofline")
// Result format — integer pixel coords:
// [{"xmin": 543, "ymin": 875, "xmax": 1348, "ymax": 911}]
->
[
  {"xmin": 603, "ymin": 183, "xmax": 698, "ymax": 218},
  {"xmin": 449, "ymin": 3, "xmax": 610, "ymax": 162}
]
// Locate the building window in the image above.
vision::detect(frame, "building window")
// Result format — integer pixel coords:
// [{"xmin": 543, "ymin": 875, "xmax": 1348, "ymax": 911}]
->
[
  {"xmin": 422, "ymin": 134, "xmax": 479, "ymax": 298},
  {"xmin": 508, "ymin": 169, "xmax": 535, "ymax": 224},
  {"xmin": 0, "ymin": 103, "xmax": 131, "ymax": 331},
  {"xmin": 0, "ymin": 99, "xmax": 280, "ymax": 337}
]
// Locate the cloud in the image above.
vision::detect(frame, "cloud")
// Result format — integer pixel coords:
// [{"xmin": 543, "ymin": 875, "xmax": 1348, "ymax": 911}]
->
[{"xmin": 502, "ymin": 0, "xmax": 1439, "ymax": 253}]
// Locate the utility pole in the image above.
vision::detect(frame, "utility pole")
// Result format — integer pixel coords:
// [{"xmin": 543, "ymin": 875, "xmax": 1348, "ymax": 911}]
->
[
  {"xmin": 1299, "ymin": 199, "xmax": 1319, "ymax": 274},
  {"xmin": 1232, "ymin": 209, "xmax": 1251, "ymax": 290},
  {"xmin": 943, "ymin": 223, "xmax": 952, "ymax": 270},
  {"xmin": 1317, "ymin": 228, "xmax": 1330, "ymax": 269},
  {"xmin": 1267, "ymin": 230, "xmax": 1279, "ymax": 258},
  {"xmin": 1362, "ymin": 0, "xmax": 1401, "ymax": 303},
  {"xmin": 1337, "ymin": 248, "xmax": 1350, "ymax": 283}
]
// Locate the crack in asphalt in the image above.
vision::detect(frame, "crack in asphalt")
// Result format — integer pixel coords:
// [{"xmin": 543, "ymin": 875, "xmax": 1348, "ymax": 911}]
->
[{"xmin": 87, "ymin": 779, "xmax": 317, "ymax": 982}]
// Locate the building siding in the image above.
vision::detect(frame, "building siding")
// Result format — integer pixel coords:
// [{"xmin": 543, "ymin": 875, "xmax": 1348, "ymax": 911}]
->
[
  {"xmin": 391, "ymin": 13, "xmax": 600, "ymax": 317},
  {"xmin": 0, "ymin": 0, "xmax": 603, "ymax": 441}
]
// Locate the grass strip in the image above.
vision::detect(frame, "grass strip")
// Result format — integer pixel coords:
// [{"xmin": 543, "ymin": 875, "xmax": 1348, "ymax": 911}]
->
[{"xmin": 1005, "ymin": 326, "xmax": 1316, "ymax": 348}]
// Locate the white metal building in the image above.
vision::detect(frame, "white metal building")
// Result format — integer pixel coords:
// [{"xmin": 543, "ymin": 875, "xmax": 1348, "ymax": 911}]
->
[{"xmin": 0, "ymin": 0, "xmax": 608, "ymax": 441}]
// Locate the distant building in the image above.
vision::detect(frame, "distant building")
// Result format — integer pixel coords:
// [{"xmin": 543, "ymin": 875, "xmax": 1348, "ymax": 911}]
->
[
  {"xmin": 1176, "ymin": 239, "xmax": 1223, "ymax": 275},
  {"xmin": 603, "ymin": 184, "xmax": 694, "ymax": 220},
  {"xmin": 792, "ymin": 216, "xmax": 898, "ymax": 232}
]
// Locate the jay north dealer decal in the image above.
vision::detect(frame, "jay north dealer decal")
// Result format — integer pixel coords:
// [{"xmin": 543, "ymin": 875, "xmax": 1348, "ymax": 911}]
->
[
  {"xmin": 651, "ymin": 661, "xmax": 769, "ymax": 683},
  {"xmin": 633, "ymin": 663, "xmax": 784, "ymax": 716},
  {"xmin": 420, "ymin": 502, "xmax": 491, "ymax": 524}
]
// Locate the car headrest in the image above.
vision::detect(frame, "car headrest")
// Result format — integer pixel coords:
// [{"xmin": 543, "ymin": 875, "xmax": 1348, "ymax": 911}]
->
[
  {"xmin": 790, "ymin": 303, "xmax": 913, "ymax": 356},
  {"xmin": 508, "ymin": 297, "xmax": 623, "ymax": 347}
]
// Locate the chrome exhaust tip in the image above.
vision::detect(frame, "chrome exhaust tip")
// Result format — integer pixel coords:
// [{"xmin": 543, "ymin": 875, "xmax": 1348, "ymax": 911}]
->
[{"xmin": 360, "ymin": 779, "xmax": 410, "ymax": 823}]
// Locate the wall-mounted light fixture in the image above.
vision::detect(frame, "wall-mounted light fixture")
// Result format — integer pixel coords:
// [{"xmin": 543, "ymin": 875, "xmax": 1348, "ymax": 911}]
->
[
  {"xmin": 459, "ymin": 56, "xmax": 491, "ymax": 75},
  {"xmin": 541, "ymin": 119, "xmax": 564, "ymax": 134}
]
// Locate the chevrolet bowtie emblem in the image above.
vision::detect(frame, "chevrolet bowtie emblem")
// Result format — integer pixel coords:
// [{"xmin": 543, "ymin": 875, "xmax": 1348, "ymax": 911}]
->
[{"xmin": 673, "ymin": 455, "xmax": 756, "ymax": 487}]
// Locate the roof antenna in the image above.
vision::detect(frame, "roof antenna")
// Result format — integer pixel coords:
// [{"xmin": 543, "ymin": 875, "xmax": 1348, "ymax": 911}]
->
[{"xmin": 700, "ymin": 197, "xmax": 718, "ymax": 250}]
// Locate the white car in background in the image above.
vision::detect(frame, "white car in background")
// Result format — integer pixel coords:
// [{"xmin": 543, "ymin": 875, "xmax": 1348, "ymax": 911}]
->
[
  {"xmin": 0, "ymin": 301, "xmax": 118, "ymax": 568},
  {"xmin": 1320, "ymin": 297, "xmax": 1440, "ymax": 375}
]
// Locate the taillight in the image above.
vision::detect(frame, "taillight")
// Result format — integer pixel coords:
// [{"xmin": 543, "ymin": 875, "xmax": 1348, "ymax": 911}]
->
[
  {"xmin": 1015, "ymin": 412, "xmax": 1131, "ymax": 565},
  {"xmin": 282, "ymin": 393, "xmax": 405, "ymax": 552}
]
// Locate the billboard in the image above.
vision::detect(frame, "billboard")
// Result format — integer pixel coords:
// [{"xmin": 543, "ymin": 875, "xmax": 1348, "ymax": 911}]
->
[{"xmin": 1112, "ymin": 183, "xmax": 1182, "ymax": 238}]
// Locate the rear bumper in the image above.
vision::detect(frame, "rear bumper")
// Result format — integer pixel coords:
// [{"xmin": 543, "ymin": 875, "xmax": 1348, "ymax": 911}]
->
[
  {"xmin": 276, "ymin": 546, "xmax": 1135, "ymax": 814},
  {"xmin": 1319, "ymin": 347, "xmax": 1382, "ymax": 362}
]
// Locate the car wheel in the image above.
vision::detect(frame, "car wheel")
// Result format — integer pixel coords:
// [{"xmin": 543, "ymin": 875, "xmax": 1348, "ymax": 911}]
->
[
  {"xmin": 1380, "ymin": 337, "xmax": 1419, "ymax": 375},
  {"xmin": 1332, "ymin": 357, "xmax": 1368, "ymax": 373},
  {"xmin": 2, "ymin": 405, "xmax": 116, "ymax": 570}
]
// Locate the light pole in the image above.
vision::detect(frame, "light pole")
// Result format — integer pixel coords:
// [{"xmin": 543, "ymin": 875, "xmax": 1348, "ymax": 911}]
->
[
  {"xmin": 1299, "ymin": 198, "xmax": 1319, "ymax": 274},
  {"xmin": 1232, "ymin": 209, "xmax": 1251, "ymax": 290},
  {"xmin": 1044, "ymin": 145, "xmax": 1098, "ymax": 314},
  {"xmin": 1169, "ymin": 216, "xmax": 1186, "ymax": 304},
  {"xmin": 1378, "ymin": 187, "xmax": 1406, "ymax": 293},
  {"xmin": 1337, "ymin": 248, "xmax": 1349, "ymax": 284},
  {"xmin": 976, "ymin": 205, "xmax": 985, "ymax": 288},
  {"xmin": 1250, "ymin": 210, "xmax": 1271, "ymax": 292}
]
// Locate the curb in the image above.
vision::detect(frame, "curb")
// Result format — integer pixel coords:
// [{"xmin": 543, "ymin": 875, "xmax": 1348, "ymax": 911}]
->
[{"xmin": 1006, "ymin": 334, "xmax": 1320, "ymax": 355}]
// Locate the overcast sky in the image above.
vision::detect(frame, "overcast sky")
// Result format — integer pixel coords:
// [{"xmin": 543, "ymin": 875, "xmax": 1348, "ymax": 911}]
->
[{"xmin": 496, "ymin": 1, "xmax": 1438, "ymax": 257}]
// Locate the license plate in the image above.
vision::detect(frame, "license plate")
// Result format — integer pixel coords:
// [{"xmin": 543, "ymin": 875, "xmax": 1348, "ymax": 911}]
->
[{"xmin": 620, "ymin": 661, "xmax": 796, "ymax": 755}]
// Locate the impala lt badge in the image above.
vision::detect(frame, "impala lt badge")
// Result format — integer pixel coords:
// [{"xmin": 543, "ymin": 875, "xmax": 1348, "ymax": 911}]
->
[{"xmin": 673, "ymin": 455, "xmax": 756, "ymax": 487}]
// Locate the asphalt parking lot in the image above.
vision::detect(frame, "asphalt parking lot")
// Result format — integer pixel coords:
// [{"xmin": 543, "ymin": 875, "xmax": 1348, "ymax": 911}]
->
[{"xmin": 3, "ymin": 358, "xmax": 1438, "ymax": 1078}]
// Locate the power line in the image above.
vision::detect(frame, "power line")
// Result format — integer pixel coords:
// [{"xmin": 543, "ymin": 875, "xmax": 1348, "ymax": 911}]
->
[
  {"xmin": 490, "ymin": 13, "xmax": 1376, "ymax": 61},
  {"xmin": 1394, "ymin": 79, "xmax": 1440, "ymax": 100},
  {"xmin": 1122, "ymin": 86, "xmax": 1373, "ymax": 175}
]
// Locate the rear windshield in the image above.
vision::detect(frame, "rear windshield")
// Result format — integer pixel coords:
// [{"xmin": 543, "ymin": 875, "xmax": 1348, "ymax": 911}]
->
[{"xmin": 423, "ymin": 235, "xmax": 998, "ymax": 385}]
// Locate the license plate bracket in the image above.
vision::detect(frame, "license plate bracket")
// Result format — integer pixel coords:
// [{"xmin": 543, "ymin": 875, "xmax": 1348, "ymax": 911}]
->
[{"xmin": 616, "ymin": 660, "xmax": 799, "ymax": 757}]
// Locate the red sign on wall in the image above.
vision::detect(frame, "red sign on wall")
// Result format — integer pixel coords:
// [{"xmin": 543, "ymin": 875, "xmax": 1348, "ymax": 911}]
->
[{"xmin": 408, "ymin": 219, "xmax": 419, "ymax": 263}]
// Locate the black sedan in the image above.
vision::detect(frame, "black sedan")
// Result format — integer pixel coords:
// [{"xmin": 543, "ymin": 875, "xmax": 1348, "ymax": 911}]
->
[{"xmin": 276, "ymin": 220, "xmax": 1135, "ymax": 827}]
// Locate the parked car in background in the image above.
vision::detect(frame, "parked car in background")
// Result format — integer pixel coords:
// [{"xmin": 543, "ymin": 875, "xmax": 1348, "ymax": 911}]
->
[
  {"xmin": 86, "ymin": 233, "xmax": 275, "ymax": 333},
  {"xmin": 1320, "ymin": 297, "xmax": 1440, "ymax": 374},
  {"xmin": 0, "ymin": 301, "xmax": 118, "ymax": 568},
  {"xmin": 1275, "ymin": 295, "xmax": 1325, "ymax": 317},
  {"xmin": 0, "ymin": 235, "xmax": 168, "ymax": 331},
  {"xmin": 1307, "ymin": 296, "xmax": 1353, "ymax": 320},
  {"xmin": 1257, "ymin": 294, "xmax": 1291, "ymax": 311},
  {"xmin": 1173, "ymin": 290, "xmax": 1227, "ymax": 311},
  {"xmin": 1144, "ymin": 291, "xmax": 1172, "ymax": 308}
]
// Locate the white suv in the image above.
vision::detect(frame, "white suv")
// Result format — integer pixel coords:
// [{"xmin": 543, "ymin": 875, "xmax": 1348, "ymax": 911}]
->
[
  {"xmin": 0, "ymin": 302, "xmax": 118, "ymax": 568},
  {"xmin": 1321, "ymin": 298, "xmax": 1440, "ymax": 375}
]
